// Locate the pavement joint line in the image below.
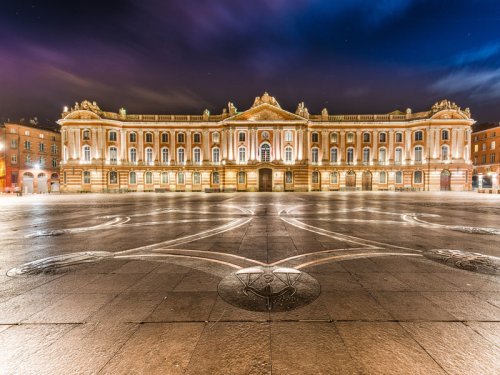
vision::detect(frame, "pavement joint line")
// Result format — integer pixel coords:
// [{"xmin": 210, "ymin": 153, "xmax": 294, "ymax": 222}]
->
[{"xmin": 118, "ymin": 319, "xmax": 500, "ymax": 324}]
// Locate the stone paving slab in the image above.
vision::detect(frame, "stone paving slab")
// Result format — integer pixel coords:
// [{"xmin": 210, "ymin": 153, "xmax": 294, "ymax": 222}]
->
[{"xmin": 0, "ymin": 192, "xmax": 499, "ymax": 374}]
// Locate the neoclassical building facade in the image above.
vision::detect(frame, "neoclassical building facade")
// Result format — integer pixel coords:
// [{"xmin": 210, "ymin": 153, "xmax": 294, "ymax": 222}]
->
[{"xmin": 58, "ymin": 93, "xmax": 474, "ymax": 193}]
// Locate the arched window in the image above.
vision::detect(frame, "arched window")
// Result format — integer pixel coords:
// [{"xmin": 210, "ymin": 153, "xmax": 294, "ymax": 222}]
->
[
  {"xmin": 145, "ymin": 171, "xmax": 153, "ymax": 184},
  {"xmin": 177, "ymin": 172, "xmax": 185, "ymax": 184},
  {"xmin": 193, "ymin": 148, "xmax": 201, "ymax": 164},
  {"xmin": 379, "ymin": 148, "xmax": 387, "ymax": 164},
  {"xmin": 161, "ymin": 132, "xmax": 168, "ymax": 143},
  {"xmin": 379, "ymin": 132, "xmax": 387, "ymax": 143},
  {"xmin": 145, "ymin": 147, "xmax": 153, "ymax": 164},
  {"xmin": 238, "ymin": 132, "xmax": 246, "ymax": 142},
  {"xmin": 395, "ymin": 147, "xmax": 403, "ymax": 164},
  {"xmin": 109, "ymin": 147, "xmax": 118, "ymax": 164},
  {"xmin": 161, "ymin": 172, "xmax": 169, "ymax": 184},
  {"xmin": 129, "ymin": 171, "xmax": 136, "ymax": 184},
  {"xmin": 129, "ymin": 132, "xmax": 137, "ymax": 143},
  {"xmin": 414, "ymin": 170, "xmax": 423, "ymax": 184},
  {"xmin": 362, "ymin": 148, "xmax": 370, "ymax": 164},
  {"xmin": 285, "ymin": 131, "xmax": 293, "ymax": 142},
  {"xmin": 260, "ymin": 144, "xmax": 271, "ymax": 162},
  {"xmin": 212, "ymin": 132, "xmax": 220, "ymax": 143},
  {"xmin": 330, "ymin": 172, "xmax": 338, "ymax": 184},
  {"xmin": 379, "ymin": 171, "xmax": 387, "ymax": 184},
  {"xmin": 212, "ymin": 172, "xmax": 220, "ymax": 184},
  {"xmin": 414, "ymin": 130, "xmax": 423, "ymax": 141},
  {"xmin": 311, "ymin": 132, "xmax": 319, "ymax": 143},
  {"xmin": 363, "ymin": 132, "xmax": 370, "ymax": 143},
  {"xmin": 441, "ymin": 130, "xmax": 449, "ymax": 141},
  {"xmin": 129, "ymin": 148, "xmax": 137, "ymax": 163},
  {"xmin": 346, "ymin": 147, "xmax": 354, "ymax": 164},
  {"xmin": 285, "ymin": 147, "xmax": 293, "ymax": 163},
  {"xmin": 330, "ymin": 147, "xmax": 338, "ymax": 163},
  {"xmin": 346, "ymin": 132, "xmax": 354, "ymax": 143},
  {"xmin": 311, "ymin": 147, "xmax": 319, "ymax": 163},
  {"xmin": 193, "ymin": 133, "xmax": 201, "ymax": 143},
  {"xmin": 238, "ymin": 147, "xmax": 246, "ymax": 163},
  {"xmin": 177, "ymin": 148, "xmax": 185, "ymax": 164},
  {"xmin": 396, "ymin": 171, "xmax": 403, "ymax": 184},
  {"xmin": 414, "ymin": 146, "xmax": 423, "ymax": 163},
  {"xmin": 395, "ymin": 132, "xmax": 403, "ymax": 143},
  {"xmin": 109, "ymin": 171, "xmax": 118, "ymax": 184},
  {"xmin": 312, "ymin": 171, "xmax": 320, "ymax": 184},
  {"xmin": 83, "ymin": 145, "xmax": 91, "ymax": 162},
  {"xmin": 285, "ymin": 171, "xmax": 293, "ymax": 184},
  {"xmin": 238, "ymin": 171, "xmax": 246, "ymax": 184},
  {"xmin": 193, "ymin": 172, "xmax": 201, "ymax": 185},
  {"xmin": 161, "ymin": 148, "xmax": 169, "ymax": 164},
  {"xmin": 145, "ymin": 132, "xmax": 153, "ymax": 143},
  {"xmin": 212, "ymin": 147, "xmax": 220, "ymax": 163},
  {"xmin": 83, "ymin": 171, "xmax": 91, "ymax": 184},
  {"xmin": 441, "ymin": 145, "xmax": 449, "ymax": 161},
  {"xmin": 330, "ymin": 132, "xmax": 338, "ymax": 143}
]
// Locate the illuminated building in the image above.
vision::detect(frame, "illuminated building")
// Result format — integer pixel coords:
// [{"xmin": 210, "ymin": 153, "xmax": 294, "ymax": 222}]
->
[
  {"xmin": 471, "ymin": 122, "xmax": 500, "ymax": 190},
  {"xmin": 58, "ymin": 93, "xmax": 474, "ymax": 192},
  {"xmin": 0, "ymin": 123, "xmax": 61, "ymax": 193}
]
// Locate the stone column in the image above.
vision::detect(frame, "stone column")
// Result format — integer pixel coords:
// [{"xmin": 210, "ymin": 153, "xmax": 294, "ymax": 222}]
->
[
  {"xmin": 322, "ymin": 130, "xmax": 328, "ymax": 162},
  {"xmin": 452, "ymin": 128, "xmax": 458, "ymax": 159},
  {"xmin": 388, "ymin": 130, "xmax": 394, "ymax": 162},
  {"xmin": 154, "ymin": 130, "xmax": 160, "ymax": 162},
  {"xmin": 169, "ymin": 130, "xmax": 175, "ymax": 164},
  {"xmin": 228, "ymin": 128, "xmax": 233, "ymax": 161},
  {"xmin": 356, "ymin": 131, "xmax": 362, "ymax": 163},
  {"xmin": 186, "ymin": 130, "xmax": 192, "ymax": 163},
  {"xmin": 221, "ymin": 129, "xmax": 228, "ymax": 159},
  {"xmin": 372, "ymin": 130, "xmax": 378, "ymax": 164},
  {"xmin": 405, "ymin": 129, "xmax": 411, "ymax": 161},
  {"xmin": 121, "ymin": 130, "xmax": 127, "ymax": 161},
  {"xmin": 275, "ymin": 128, "xmax": 281, "ymax": 161},
  {"xmin": 298, "ymin": 129, "xmax": 304, "ymax": 161},
  {"xmin": 203, "ymin": 130, "xmax": 209, "ymax": 162},
  {"xmin": 340, "ymin": 130, "xmax": 345, "ymax": 163},
  {"xmin": 138, "ymin": 130, "xmax": 144, "ymax": 162},
  {"xmin": 91, "ymin": 129, "xmax": 98, "ymax": 159},
  {"xmin": 75, "ymin": 129, "xmax": 81, "ymax": 159}
]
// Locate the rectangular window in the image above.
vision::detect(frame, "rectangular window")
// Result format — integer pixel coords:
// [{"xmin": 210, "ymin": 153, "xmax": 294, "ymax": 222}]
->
[
  {"xmin": 51, "ymin": 144, "xmax": 58, "ymax": 154},
  {"xmin": 238, "ymin": 132, "xmax": 245, "ymax": 142},
  {"xmin": 177, "ymin": 133, "xmax": 185, "ymax": 143},
  {"xmin": 24, "ymin": 141, "xmax": 31, "ymax": 150},
  {"xmin": 396, "ymin": 172, "xmax": 403, "ymax": 184},
  {"xmin": 311, "ymin": 133, "xmax": 319, "ymax": 143},
  {"xmin": 161, "ymin": 133, "xmax": 168, "ymax": 143},
  {"xmin": 52, "ymin": 159, "xmax": 57, "ymax": 168},
  {"xmin": 474, "ymin": 144, "xmax": 478, "ymax": 152},
  {"xmin": 83, "ymin": 171, "xmax": 91, "ymax": 184},
  {"xmin": 285, "ymin": 131, "xmax": 293, "ymax": 142},
  {"xmin": 238, "ymin": 148, "xmax": 246, "ymax": 163},
  {"xmin": 481, "ymin": 155, "xmax": 486, "ymax": 163},
  {"xmin": 482, "ymin": 143, "xmax": 486, "ymax": 151},
  {"xmin": 39, "ymin": 143, "xmax": 45, "ymax": 152},
  {"xmin": 395, "ymin": 133, "xmax": 403, "ymax": 142},
  {"xmin": 109, "ymin": 132, "xmax": 117, "ymax": 141},
  {"xmin": 193, "ymin": 133, "xmax": 201, "ymax": 143},
  {"xmin": 490, "ymin": 154, "xmax": 495, "ymax": 163},
  {"xmin": 10, "ymin": 139, "xmax": 17, "ymax": 148},
  {"xmin": 379, "ymin": 133, "xmax": 386, "ymax": 143},
  {"xmin": 11, "ymin": 154, "xmax": 17, "ymax": 164},
  {"xmin": 491, "ymin": 141, "xmax": 496, "ymax": 150}
]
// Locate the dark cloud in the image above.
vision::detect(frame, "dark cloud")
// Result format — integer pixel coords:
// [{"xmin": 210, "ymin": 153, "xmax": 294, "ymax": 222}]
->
[{"xmin": 0, "ymin": 0, "xmax": 499, "ymax": 124}]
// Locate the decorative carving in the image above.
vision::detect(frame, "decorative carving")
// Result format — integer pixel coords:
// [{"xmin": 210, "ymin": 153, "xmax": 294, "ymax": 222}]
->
[
  {"xmin": 424, "ymin": 249, "xmax": 500, "ymax": 275},
  {"xmin": 295, "ymin": 102, "xmax": 309, "ymax": 119},
  {"xmin": 252, "ymin": 92, "xmax": 281, "ymax": 108},
  {"xmin": 321, "ymin": 108, "xmax": 328, "ymax": 119},
  {"xmin": 431, "ymin": 99, "xmax": 460, "ymax": 113},
  {"xmin": 228, "ymin": 102, "xmax": 237, "ymax": 115},
  {"xmin": 203, "ymin": 109, "xmax": 210, "ymax": 120}
]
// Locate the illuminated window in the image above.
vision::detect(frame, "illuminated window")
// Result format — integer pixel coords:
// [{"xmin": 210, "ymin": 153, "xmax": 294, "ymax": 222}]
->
[
  {"xmin": 212, "ymin": 172, "xmax": 219, "ymax": 184},
  {"xmin": 145, "ymin": 132, "xmax": 153, "ymax": 143},
  {"xmin": 285, "ymin": 131, "xmax": 293, "ymax": 142},
  {"xmin": 212, "ymin": 132, "xmax": 220, "ymax": 143},
  {"xmin": 177, "ymin": 172, "xmax": 185, "ymax": 184},
  {"xmin": 260, "ymin": 144, "xmax": 271, "ymax": 162},
  {"xmin": 177, "ymin": 148, "xmax": 185, "ymax": 163},
  {"xmin": 161, "ymin": 172, "xmax": 169, "ymax": 184},
  {"xmin": 109, "ymin": 171, "xmax": 118, "ymax": 184},
  {"xmin": 396, "ymin": 171, "xmax": 403, "ymax": 184},
  {"xmin": 145, "ymin": 171, "xmax": 153, "ymax": 184},
  {"xmin": 161, "ymin": 148, "xmax": 169, "ymax": 164},
  {"xmin": 395, "ymin": 132, "xmax": 403, "ymax": 142},
  {"xmin": 379, "ymin": 132, "xmax": 387, "ymax": 143},
  {"xmin": 414, "ymin": 170, "xmax": 423, "ymax": 184},
  {"xmin": 285, "ymin": 147, "xmax": 293, "ymax": 163},
  {"xmin": 330, "ymin": 132, "xmax": 338, "ymax": 143},
  {"xmin": 193, "ymin": 148, "xmax": 201, "ymax": 164},
  {"xmin": 347, "ymin": 132, "xmax": 354, "ymax": 143},
  {"xmin": 363, "ymin": 133, "xmax": 370, "ymax": 143},
  {"xmin": 129, "ymin": 133, "xmax": 137, "ymax": 142},
  {"xmin": 312, "ymin": 171, "xmax": 319, "ymax": 184},
  {"xmin": 238, "ymin": 147, "xmax": 246, "ymax": 163},
  {"xmin": 145, "ymin": 147, "xmax": 153, "ymax": 164},
  {"xmin": 414, "ymin": 146, "xmax": 423, "ymax": 163},
  {"xmin": 330, "ymin": 172, "xmax": 338, "ymax": 184},
  {"xmin": 379, "ymin": 171, "xmax": 387, "ymax": 184},
  {"xmin": 129, "ymin": 148, "xmax": 137, "ymax": 163},
  {"xmin": 285, "ymin": 171, "xmax": 293, "ymax": 184},
  {"xmin": 129, "ymin": 172, "xmax": 136, "ymax": 184},
  {"xmin": 83, "ymin": 171, "xmax": 91, "ymax": 184},
  {"xmin": 395, "ymin": 148, "xmax": 403, "ymax": 164},
  {"xmin": 330, "ymin": 147, "xmax": 338, "ymax": 163},
  {"xmin": 83, "ymin": 145, "xmax": 91, "ymax": 161},
  {"xmin": 346, "ymin": 148, "xmax": 354, "ymax": 164},
  {"xmin": 362, "ymin": 148, "xmax": 370, "ymax": 164},
  {"xmin": 193, "ymin": 172, "xmax": 200, "ymax": 185},
  {"xmin": 238, "ymin": 171, "xmax": 246, "ymax": 184},
  {"xmin": 311, "ymin": 147, "xmax": 319, "ymax": 163}
]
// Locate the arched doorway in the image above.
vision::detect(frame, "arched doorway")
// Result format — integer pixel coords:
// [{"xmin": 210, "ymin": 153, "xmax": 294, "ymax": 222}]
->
[
  {"xmin": 259, "ymin": 168, "xmax": 272, "ymax": 192},
  {"xmin": 37, "ymin": 173, "xmax": 48, "ymax": 193},
  {"xmin": 362, "ymin": 171, "xmax": 372, "ymax": 191},
  {"xmin": 50, "ymin": 173, "xmax": 60, "ymax": 193},
  {"xmin": 345, "ymin": 170, "xmax": 356, "ymax": 190},
  {"xmin": 311, "ymin": 171, "xmax": 321, "ymax": 191},
  {"xmin": 440, "ymin": 170, "xmax": 451, "ymax": 191},
  {"xmin": 22, "ymin": 172, "xmax": 34, "ymax": 194}
]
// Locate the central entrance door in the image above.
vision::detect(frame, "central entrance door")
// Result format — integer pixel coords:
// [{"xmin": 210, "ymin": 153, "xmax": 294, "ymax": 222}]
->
[
  {"xmin": 362, "ymin": 171, "xmax": 372, "ymax": 191},
  {"xmin": 259, "ymin": 168, "xmax": 272, "ymax": 192},
  {"xmin": 440, "ymin": 170, "xmax": 451, "ymax": 191}
]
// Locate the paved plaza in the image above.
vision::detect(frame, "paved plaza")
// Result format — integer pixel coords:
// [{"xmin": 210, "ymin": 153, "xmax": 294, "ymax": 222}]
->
[{"xmin": 0, "ymin": 192, "xmax": 499, "ymax": 374}]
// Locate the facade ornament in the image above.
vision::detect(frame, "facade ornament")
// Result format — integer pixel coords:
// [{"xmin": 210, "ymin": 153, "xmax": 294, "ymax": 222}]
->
[
  {"xmin": 431, "ymin": 99, "xmax": 460, "ymax": 113},
  {"xmin": 119, "ymin": 107, "xmax": 127, "ymax": 118},
  {"xmin": 321, "ymin": 108, "xmax": 328, "ymax": 119},
  {"xmin": 70, "ymin": 100, "xmax": 101, "ymax": 113},
  {"xmin": 295, "ymin": 102, "xmax": 310, "ymax": 119},
  {"xmin": 228, "ymin": 102, "xmax": 237, "ymax": 115},
  {"xmin": 203, "ymin": 109, "xmax": 210, "ymax": 120},
  {"xmin": 252, "ymin": 92, "xmax": 281, "ymax": 108}
]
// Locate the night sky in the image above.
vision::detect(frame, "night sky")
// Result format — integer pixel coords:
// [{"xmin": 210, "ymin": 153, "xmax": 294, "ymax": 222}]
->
[{"xmin": 1, "ymin": 0, "xmax": 499, "ymax": 125}]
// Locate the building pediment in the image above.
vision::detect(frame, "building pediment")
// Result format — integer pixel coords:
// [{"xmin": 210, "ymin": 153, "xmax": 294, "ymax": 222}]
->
[{"xmin": 227, "ymin": 103, "xmax": 306, "ymax": 122}]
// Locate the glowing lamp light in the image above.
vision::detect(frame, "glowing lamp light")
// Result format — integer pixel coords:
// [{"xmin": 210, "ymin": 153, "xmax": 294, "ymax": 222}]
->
[
  {"xmin": 34, "ymin": 164, "xmax": 40, "ymax": 170},
  {"xmin": 63, "ymin": 106, "xmax": 69, "ymax": 112}
]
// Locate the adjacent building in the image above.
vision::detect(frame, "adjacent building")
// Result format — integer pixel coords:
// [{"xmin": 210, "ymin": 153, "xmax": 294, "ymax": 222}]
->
[
  {"xmin": 0, "ymin": 123, "xmax": 61, "ymax": 193},
  {"xmin": 471, "ymin": 122, "xmax": 500, "ymax": 189},
  {"xmin": 58, "ymin": 93, "xmax": 474, "ymax": 193}
]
